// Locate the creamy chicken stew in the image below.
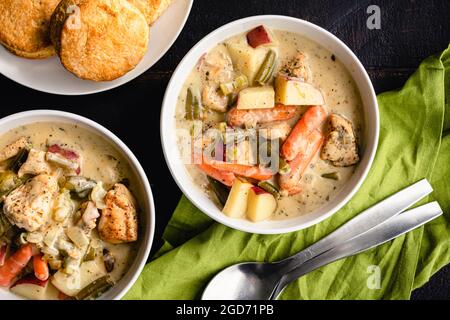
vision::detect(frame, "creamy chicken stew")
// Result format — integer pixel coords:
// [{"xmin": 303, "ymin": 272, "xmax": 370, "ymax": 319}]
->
[
  {"xmin": 0, "ymin": 122, "xmax": 140, "ymax": 300},
  {"xmin": 176, "ymin": 25, "xmax": 363, "ymax": 222}
]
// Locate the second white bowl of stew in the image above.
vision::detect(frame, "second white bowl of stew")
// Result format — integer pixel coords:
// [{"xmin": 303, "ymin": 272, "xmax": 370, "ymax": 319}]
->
[
  {"xmin": 161, "ymin": 15, "xmax": 379, "ymax": 234},
  {"xmin": 0, "ymin": 110, "xmax": 154, "ymax": 299}
]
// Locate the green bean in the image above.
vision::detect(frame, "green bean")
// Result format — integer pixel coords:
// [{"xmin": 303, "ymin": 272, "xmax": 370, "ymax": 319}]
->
[
  {"xmin": 220, "ymin": 75, "xmax": 249, "ymax": 96},
  {"xmin": 278, "ymin": 158, "xmax": 291, "ymax": 175},
  {"xmin": 254, "ymin": 50, "xmax": 277, "ymax": 85},
  {"xmin": 193, "ymin": 98, "xmax": 202, "ymax": 120},
  {"xmin": 207, "ymin": 176, "xmax": 230, "ymax": 206},
  {"xmin": 220, "ymin": 82, "xmax": 235, "ymax": 96},
  {"xmin": 185, "ymin": 88, "xmax": 202, "ymax": 120},
  {"xmin": 258, "ymin": 181, "xmax": 280, "ymax": 198},
  {"xmin": 321, "ymin": 172, "xmax": 340, "ymax": 180},
  {"xmin": 65, "ymin": 176, "xmax": 96, "ymax": 193},
  {"xmin": 185, "ymin": 88, "xmax": 194, "ymax": 120},
  {"xmin": 65, "ymin": 176, "xmax": 96, "ymax": 199},
  {"xmin": 235, "ymin": 75, "xmax": 248, "ymax": 88},
  {"xmin": 0, "ymin": 171, "xmax": 23, "ymax": 204},
  {"xmin": 82, "ymin": 244, "xmax": 97, "ymax": 262},
  {"xmin": 227, "ymin": 93, "xmax": 238, "ymax": 108},
  {"xmin": 9, "ymin": 149, "xmax": 29, "ymax": 173},
  {"xmin": 73, "ymin": 275, "xmax": 114, "ymax": 300}
]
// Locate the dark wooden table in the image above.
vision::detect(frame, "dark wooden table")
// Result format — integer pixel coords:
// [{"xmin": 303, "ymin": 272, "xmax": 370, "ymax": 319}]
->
[{"xmin": 0, "ymin": 0, "xmax": 449, "ymax": 299}]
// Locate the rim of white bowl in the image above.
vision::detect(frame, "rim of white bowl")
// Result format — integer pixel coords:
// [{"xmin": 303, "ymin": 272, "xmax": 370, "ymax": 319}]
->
[
  {"xmin": 0, "ymin": 110, "xmax": 155, "ymax": 300},
  {"xmin": 161, "ymin": 15, "xmax": 379, "ymax": 235},
  {"xmin": 0, "ymin": 0, "xmax": 193, "ymax": 96}
]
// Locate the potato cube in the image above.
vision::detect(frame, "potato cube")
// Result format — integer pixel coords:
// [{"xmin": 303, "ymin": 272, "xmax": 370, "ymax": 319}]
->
[
  {"xmin": 275, "ymin": 75, "xmax": 325, "ymax": 105},
  {"xmin": 237, "ymin": 86, "xmax": 275, "ymax": 109},
  {"xmin": 246, "ymin": 186, "xmax": 277, "ymax": 222},
  {"xmin": 222, "ymin": 179, "xmax": 253, "ymax": 218},
  {"xmin": 226, "ymin": 36, "xmax": 270, "ymax": 83}
]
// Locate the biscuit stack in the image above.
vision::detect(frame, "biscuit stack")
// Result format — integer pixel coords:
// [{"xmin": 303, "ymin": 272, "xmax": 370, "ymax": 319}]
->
[{"xmin": 0, "ymin": 0, "xmax": 172, "ymax": 81}]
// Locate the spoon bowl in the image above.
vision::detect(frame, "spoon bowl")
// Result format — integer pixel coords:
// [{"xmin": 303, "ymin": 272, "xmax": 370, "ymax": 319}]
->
[{"xmin": 202, "ymin": 262, "xmax": 284, "ymax": 300}]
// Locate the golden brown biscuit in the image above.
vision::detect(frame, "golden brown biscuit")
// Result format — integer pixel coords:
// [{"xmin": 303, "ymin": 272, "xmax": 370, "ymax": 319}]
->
[
  {"xmin": 127, "ymin": 0, "xmax": 173, "ymax": 25},
  {"xmin": 0, "ymin": 0, "xmax": 59, "ymax": 59},
  {"xmin": 3, "ymin": 43, "xmax": 55, "ymax": 59},
  {"xmin": 50, "ymin": 0, "xmax": 149, "ymax": 81}
]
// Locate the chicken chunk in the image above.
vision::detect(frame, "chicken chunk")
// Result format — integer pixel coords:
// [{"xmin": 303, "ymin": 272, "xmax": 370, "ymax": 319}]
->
[
  {"xmin": 280, "ymin": 52, "xmax": 311, "ymax": 82},
  {"xmin": 98, "ymin": 183, "xmax": 138, "ymax": 244},
  {"xmin": 199, "ymin": 48, "xmax": 236, "ymax": 113},
  {"xmin": 202, "ymin": 46, "xmax": 234, "ymax": 84},
  {"xmin": 321, "ymin": 114, "xmax": 359, "ymax": 167},
  {"xmin": 202, "ymin": 85, "xmax": 228, "ymax": 112},
  {"xmin": 0, "ymin": 137, "xmax": 29, "ymax": 163},
  {"xmin": 3, "ymin": 174, "xmax": 58, "ymax": 232},
  {"xmin": 18, "ymin": 149, "xmax": 52, "ymax": 178}
]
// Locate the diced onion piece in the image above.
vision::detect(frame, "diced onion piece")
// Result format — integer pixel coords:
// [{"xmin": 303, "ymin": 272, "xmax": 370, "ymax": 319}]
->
[
  {"xmin": 65, "ymin": 176, "xmax": 97, "ymax": 193},
  {"xmin": 67, "ymin": 226, "xmax": 89, "ymax": 249},
  {"xmin": 46, "ymin": 152, "xmax": 78, "ymax": 170},
  {"xmin": 90, "ymin": 182, "xmax": 107, "ymax": 210},
  {"xmin": 58, "ymin": 238, "xmax": 80, "ymax": 259},
  {"xmin": 53, "ymin": 189, "xmax": 75, "ymax": 222},
  {"xmin": 44, "ymin": 224, "xmax": 63, "ymax": 248},
  {"xmin": 26, "ymin": 232, "xmax": 44, "ymax": 244},
  {"xmin": 41, "ymin": 246, "xmax": 59, "ymax": 257}
]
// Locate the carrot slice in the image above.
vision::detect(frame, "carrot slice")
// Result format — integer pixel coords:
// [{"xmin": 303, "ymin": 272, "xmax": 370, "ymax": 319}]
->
[
  {"xmin": 0, "ymin": 244, "xmax": 33, "ymax": 287},
  {"xmin": 206, "ymin": 161, "xmax": 274, "ymax": 181},
  {"xmin": 33, "ymin": 254, "xmax": 49, "ymax": 281},
  {"xmin": 227, "ymin": 104, "xmax": 297, "ymax": 127},
  {"xmin": 281, "ymin": 105, "xmax": 327, "ymax": 161},
  {"xmin": 197, "ymin": 162, "xmax": 236, "ymax": 187},
  {"xmin": 0, "ymin": 245, "xmax": 6, "ymax": 267},
  {"xmin": 193, "ymin": 150, "xmax": 236, "ymax": 187},
  {"xmin": 279, "ymin": 130, "xmax": 324, "ymax": 195}
]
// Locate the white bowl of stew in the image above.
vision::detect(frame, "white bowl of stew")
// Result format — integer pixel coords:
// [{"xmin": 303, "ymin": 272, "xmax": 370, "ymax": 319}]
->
[
  {"xmin": 161, "ymin": 15, "xmax": 379, "ymax": 234},
  {"xmin": 0, "ymin": 110, "xmax": 154, "ymax": 300}
]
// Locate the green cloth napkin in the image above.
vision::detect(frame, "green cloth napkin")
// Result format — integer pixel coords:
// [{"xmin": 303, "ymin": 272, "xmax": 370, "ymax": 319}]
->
[{"xmin": 125, "ymin": 45, "xmax": 450, "ymax": 300}]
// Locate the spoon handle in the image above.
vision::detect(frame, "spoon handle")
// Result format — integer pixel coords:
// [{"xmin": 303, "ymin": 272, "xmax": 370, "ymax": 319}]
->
[
  {"xmin": 271, "ymin": 201, "xmax": 443, "ymax": 299},
  {"xmin": 279, "ymin": 179, "xmax": 432, "ymax": 273}
]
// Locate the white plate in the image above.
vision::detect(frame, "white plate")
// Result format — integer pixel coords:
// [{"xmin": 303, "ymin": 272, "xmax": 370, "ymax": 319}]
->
[
  {"xmin": 0, "ymin": 0, "xmax": 193, "ymax": 95},
  {"xmin": 161, "ymin": 15, "xmax": 379, "ymax": 234}
]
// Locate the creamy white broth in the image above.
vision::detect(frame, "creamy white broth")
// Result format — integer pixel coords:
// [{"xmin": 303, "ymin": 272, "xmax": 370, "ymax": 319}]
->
[
  {"xmin": 0, "ymin": 122, "xmax": 139, "ymax": 289},
  {"xmin": 0, "ymin": 123, "xmax": 133, "ymax": 189},
  {"xmin": 176, "ymin": 29, "xmax": 363, "ymax": 219}
]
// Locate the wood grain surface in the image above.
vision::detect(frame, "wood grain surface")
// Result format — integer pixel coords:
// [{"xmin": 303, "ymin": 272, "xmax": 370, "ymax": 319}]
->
[{"xmin": 0, "ymin": 0, "xmax": 449, "ymax": 299}]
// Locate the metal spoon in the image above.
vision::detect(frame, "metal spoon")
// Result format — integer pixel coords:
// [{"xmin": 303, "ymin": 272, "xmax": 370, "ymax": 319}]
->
[
  {"xmin": 201, "ymin": 179, "xmax": 434, "ymax": 300},
  {"xmin": 270, "ymin": 201, "xmax": 442, "ymax": 299}
]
